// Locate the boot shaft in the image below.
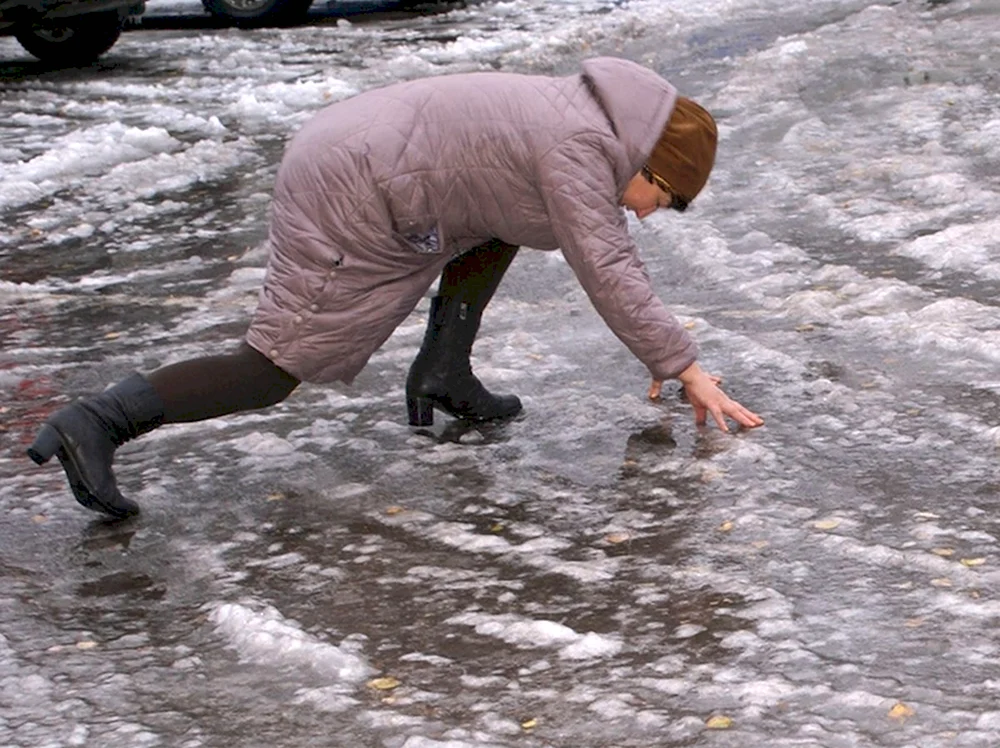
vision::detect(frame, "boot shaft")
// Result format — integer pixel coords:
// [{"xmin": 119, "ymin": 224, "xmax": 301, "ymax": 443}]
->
[{"xmin": 75, "ymin": 373, "xmax": 165, "ymax": 446}]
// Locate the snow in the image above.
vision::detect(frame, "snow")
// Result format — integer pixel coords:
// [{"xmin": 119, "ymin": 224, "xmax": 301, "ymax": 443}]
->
[{"xmin": 1, "ymin": 0, "xmax": 999, "ymax": 746}]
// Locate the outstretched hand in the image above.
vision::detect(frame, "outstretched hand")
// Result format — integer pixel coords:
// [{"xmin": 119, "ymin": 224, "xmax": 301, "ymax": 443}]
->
[{"xmin": 649, "ymin": 362, "xmax": 764, "ymax": 433}]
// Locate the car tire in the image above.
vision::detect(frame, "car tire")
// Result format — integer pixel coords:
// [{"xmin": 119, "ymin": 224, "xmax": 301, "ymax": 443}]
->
[
  {"xmin": 201, "ymin": 0, "xmax": 314, "ymax": 27},
  {"xmin": 14, "ymin": 10, "xmax": 124, "ymax": 65}
]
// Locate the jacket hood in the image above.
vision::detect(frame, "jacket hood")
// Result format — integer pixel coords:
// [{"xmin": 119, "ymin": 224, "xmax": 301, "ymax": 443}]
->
[{"xmin": 581, "ymin": 57, "xmax": 678, "ymax": 179}]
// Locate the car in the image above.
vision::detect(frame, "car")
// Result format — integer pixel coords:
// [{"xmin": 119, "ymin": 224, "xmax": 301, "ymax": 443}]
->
[
  {"xmin": 199, "ymin": 0, "xmax": 443, "ymax": 28},
  {"xmin": 1, "ymin": 0, "xmax": 449, "ymax": 65},
  {"xmin": 0, "ymin": 0, "xmax": 144, "ymax": 64}
]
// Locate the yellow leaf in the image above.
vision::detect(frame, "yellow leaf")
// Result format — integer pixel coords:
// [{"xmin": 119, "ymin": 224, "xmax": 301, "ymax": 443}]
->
[
  {"xmin": 888, "ymin": 702, "xmax": 915, "ymax": 721},
  {"xmin": 266, "ymin": 492, "xmax": 285, "ymax": 502},
  {"xmin": 490, "ymin": 523, "xmax": 505, "ymax": 533},
  {"xmin": 606, "ymin": 532, "xmax": 631, "ymax": 544},
  {"xmin": 385, "ymin": 506, "xmax": 405, "ymax": 515},
  {"xmin": 700, "ymin": 467, "xmax": 724, "ymax": 483},
  {"xmin": 367, "ymin": 677, "xmax": 400, "ymax": 691},
  {"xmin": 705, "ymin": 715, "xmax": 733, "ymax": 729},
  {"xmin": 960, "ymin": 558, "xmax": 986, "ymax": 567},
  {"xmin": 904, "ymin": 617, "xmax": 924, "ymax": 628},
  {"xmin": 795, "ymin": 323, "xmax": 815, "ymax": 332},
  {"xmin": 751, "ymin": 540, "xmax": 770, "ymax": 550},
  {"xmin": 930, "ymin": 578, "xmax": 952, "ymax": 587},
  {"xmin": 718, "ymin": 520, "xmax": 734, "ymax": 533},
  {"xmin": 104, "ymin": 331, "xmax": 121, "ymax": 340},
  {"xmin": 683, "ymin": 321, "xmax": 697, "ymax": 330},
  {"xmin": 76, "ymin": 641, "xmax": 98, "ymax": 650},
  {"xmin": 930, "ymin": 548, "xmax": 954, "ymax": 557},
  {"xmin": 31, "ymin": 514, "xmax": 48, "ymax": 524},
  {"xmin": 521, "ymin": 718, "xmax": 537, "ymax": 730},
  {"xmin": 813, "ymin": 519, "xmax": 841, "ymax": 531}
]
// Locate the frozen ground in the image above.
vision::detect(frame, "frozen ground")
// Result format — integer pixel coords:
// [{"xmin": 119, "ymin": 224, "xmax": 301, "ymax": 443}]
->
[{"xmin": 1, "ymin": 0, "xmax": 999, "ymax": 746}]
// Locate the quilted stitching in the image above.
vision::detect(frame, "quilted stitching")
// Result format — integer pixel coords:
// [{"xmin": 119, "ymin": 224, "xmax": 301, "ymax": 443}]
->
[{"xmin": 249, "ymin": 58, "xmax": 694, "ymax": 384}]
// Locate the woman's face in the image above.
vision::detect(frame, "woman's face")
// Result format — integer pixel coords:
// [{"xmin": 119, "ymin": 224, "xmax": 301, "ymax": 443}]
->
[{"xmin": 620, "ymin": 172, "xmax": 674, "ymax": 219}]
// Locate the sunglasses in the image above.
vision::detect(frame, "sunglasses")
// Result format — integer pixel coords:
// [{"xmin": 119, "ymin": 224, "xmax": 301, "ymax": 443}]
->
[{"xmin": 642, "ymin": 166, "xmax": 689, "ymax": 212}]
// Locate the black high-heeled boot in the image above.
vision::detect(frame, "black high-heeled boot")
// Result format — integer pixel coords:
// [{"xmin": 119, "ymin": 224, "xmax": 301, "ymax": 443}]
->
[
  {"xmin": 26, "ymin": 373, "xmax": 164, "ymax": 519},
  {"xmin": 405, "ymin": 294, "xmax": 522, "ymax": 426}
]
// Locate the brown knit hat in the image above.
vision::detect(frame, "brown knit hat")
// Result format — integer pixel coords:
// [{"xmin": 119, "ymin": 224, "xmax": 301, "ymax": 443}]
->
[{"xmin": 646, "ymin": 96, "xmax": 718, "ymax": 206}]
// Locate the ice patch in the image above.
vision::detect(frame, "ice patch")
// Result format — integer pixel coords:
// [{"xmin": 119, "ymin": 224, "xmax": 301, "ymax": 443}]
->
[
  {"xmin": 895, "ymin": 219, "xmax": 1000, "ymax": 280},
  {"xmin": 446, "ymin": 612, "xmax": 622, "ymax": 659},
  {"xmin": 0, "ymin": 123, "xmax": 181, "ymax": 210},
  {"xmin": 208, "ymin": 601, "xmax": 373, "ymax": 682},
  {"xmin": 228, "ymin": 431, "xmax": 296, "ymax": 456}
]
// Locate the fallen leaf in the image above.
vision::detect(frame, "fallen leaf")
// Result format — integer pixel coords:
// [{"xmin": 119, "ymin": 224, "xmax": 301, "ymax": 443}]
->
[
  {"xmin": 705, "ymin": 715, "xmax": 733, "ymax": 729},
  {"xmin": 76, "ymin": 641, "xmax": 98, "ymax": 650},
  {"xmin": 605, "ymin": 532, "xmax": 631, "ymax": 544},
  {"xmin": 700, "ymin": 467, "xmax": 724, "ymax": 483},
  {"xmin": 520, "ymin": 718, "xmax": 537, "ymax": 730},
  {"xmin": 930, "ymin": 548, "xmax": 954, "ymax": 557},
  {"xmin": 385, "ymin": 506, "xmax": 405, "ymax": 515},
  {"xmin": 914, "ymin": 511, "xmax": 940, "ymax": 520},
  {"xmin": 718, "ymin": 520, "xmax": 734, "ymax": 533},
  {"xmin": 888, "ymin": 702, "xmax": 915, "ymax": 721},
  {"xmin": 683, "ymin": 321, "xmax": 697, "ymax": 330},
  {"xmin": 31, "ymin": 514, "xmax": 48, "ymax": 524},
  {"xmin": 904, "ymin": 617, "xmax": 924, "ymax": 628},
  {"xmin": 813, "ymin": 519, "xmax": 841, "ymax": 531},
  {"xmin": 367, "ymin": 677, "xmax": 400, "ymax": 691},
  {"xmin": 930, "ymin": 578, "xmax": 952, "ymax": 587},
  {"xmin": 795, "ymin": 323, "xmax": 815, "ymax": 332},
  {"xmin": 490, "ymin": 523, "xmax": 504, "ymax": 533},
  {"xmin": 266, "ymin": 492, "xmax": 286, "ymax": 502},
  {"xmin": 960, "ymin": 558, "xmax": 986, "ymax": 567},
  {"xmin": 751, "ymin": 540, "xmax": 770, "ymax": 550}
]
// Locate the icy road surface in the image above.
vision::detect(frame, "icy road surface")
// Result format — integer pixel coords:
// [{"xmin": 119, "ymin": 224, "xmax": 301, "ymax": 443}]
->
[{"xmin": 1, "ymin": 0, "xmax": 999, "ymax": 746}]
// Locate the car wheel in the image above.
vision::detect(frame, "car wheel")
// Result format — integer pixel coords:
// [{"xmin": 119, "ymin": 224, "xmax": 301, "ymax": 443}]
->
[
  {"xmin": 14, "ymin": 10, "xmax": 124, "ymax": 65},
  {"xmin": 201, "ymin": 0, "xmax": 314, "ymax": 27}
]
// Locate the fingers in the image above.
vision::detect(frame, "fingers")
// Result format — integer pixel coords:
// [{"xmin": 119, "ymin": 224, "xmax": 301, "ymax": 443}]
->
[
  {"xmin": 648, "ymin": 379, "xmax": 663, "ymax": 401},
  {"xmin": 723, "ymin": 400, "xmax": 765, "ymax": 429},
  {"xmin": 693, "ymin": 395, "xmax": 765, "ymax": 432},
  {"xmin": 709, "ymin": 405, "xmax": 729, "ymax": 433}
]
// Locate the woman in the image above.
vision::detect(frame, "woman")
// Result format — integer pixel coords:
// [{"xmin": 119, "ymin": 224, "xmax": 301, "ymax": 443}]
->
[{"xmin": 27, "ymin": 56, "xmax": 763, "ymax": 519}]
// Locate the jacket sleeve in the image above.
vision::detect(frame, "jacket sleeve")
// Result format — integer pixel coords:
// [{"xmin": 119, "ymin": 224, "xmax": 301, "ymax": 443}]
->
[{"xmin": 537, "ymin": 136, "xmax": 698, "ymax": 380}]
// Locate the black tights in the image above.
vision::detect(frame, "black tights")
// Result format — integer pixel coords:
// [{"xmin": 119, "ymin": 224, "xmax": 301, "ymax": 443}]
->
[
  {"xmin": 146, "ymin": 342, "xmax": 300, "ymax": 424},
  {"xmin": 438, "ymin": 238, "xmax": 518, "ymax": 303},
  {"xmin": 144, "ymin": 240, "xmax": 516, "ymax": 424}
]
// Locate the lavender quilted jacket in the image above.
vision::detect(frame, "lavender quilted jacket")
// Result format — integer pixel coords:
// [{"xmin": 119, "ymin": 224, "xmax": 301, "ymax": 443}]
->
[{"xmin": 246, "ymin": 57, "xmax": 698, "ymax": 384}]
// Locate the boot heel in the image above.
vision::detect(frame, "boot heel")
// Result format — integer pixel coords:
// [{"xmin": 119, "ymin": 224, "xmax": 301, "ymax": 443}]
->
[
  {"xmin": 407, "ymin": 397, "xmax": 434, "ymax": 427},
  {"xmin": 27, "ymin": 424, "xmax": 62, "ymax": 465}
]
